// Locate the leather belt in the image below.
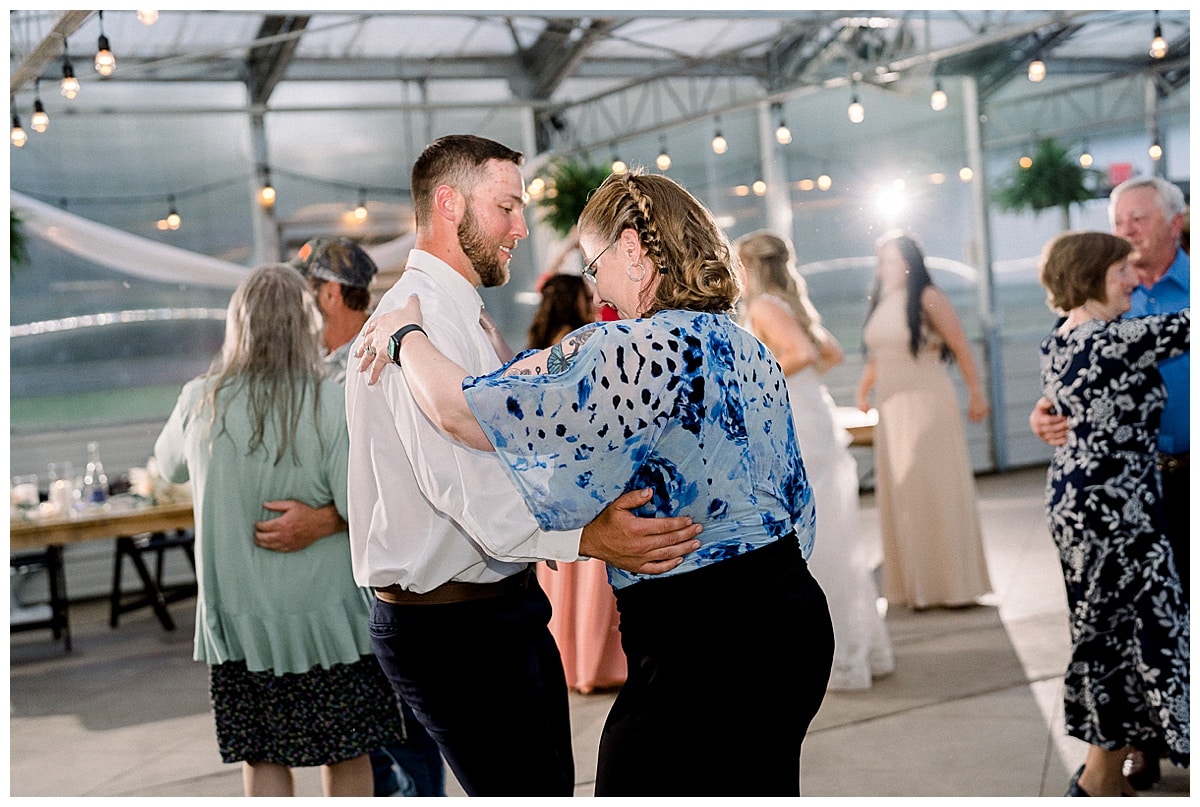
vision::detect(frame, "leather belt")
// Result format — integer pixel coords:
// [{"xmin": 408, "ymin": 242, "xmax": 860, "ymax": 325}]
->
[
  {"xmin": 1158, "ymin": 452, "xmax": 1190, "ymax": 473},
  {"xmin": 375, "ymin": 568, "xmax": 532, "ymax": 606}
]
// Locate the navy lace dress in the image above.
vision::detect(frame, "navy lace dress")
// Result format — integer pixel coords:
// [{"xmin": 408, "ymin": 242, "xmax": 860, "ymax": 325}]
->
[{"xmin": 1040, "ymin": 310, "xmax": 1190, "ymax": 766}]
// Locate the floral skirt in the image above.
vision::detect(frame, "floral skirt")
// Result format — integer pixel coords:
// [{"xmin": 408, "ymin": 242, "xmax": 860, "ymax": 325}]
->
[{"xmin": 210, "ymin": 655, "xmax": 404, "ymax": 767}]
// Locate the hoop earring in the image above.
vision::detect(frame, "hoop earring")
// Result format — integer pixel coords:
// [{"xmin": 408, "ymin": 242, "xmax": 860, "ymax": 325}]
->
[{"xmin": 626, "ymin": 262, "xmax": 647, "ymax": 282}]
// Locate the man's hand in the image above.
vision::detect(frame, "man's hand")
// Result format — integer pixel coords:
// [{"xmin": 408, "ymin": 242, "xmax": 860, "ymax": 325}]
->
[
  {"xmin": 1029, "ymin": 396, "xmax": 1068, "ymax": 447},
  {"xmin": 254, "ymin": 501, "xmax": 347, "ymax": 553},
  {"xmin": 580, "ymin": 488, "xmax": 703, "ymax": 575}
]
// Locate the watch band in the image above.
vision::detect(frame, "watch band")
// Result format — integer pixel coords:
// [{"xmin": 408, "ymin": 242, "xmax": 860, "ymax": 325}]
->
[{"xmin": 387, "ymin": 324, "xmax": 427, "ymax": 364}]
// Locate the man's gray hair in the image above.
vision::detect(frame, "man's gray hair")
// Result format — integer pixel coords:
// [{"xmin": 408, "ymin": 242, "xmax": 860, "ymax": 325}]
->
[{"xmin": 1108, "ymin": 176, "xmax": 1187, "ymax": 226}]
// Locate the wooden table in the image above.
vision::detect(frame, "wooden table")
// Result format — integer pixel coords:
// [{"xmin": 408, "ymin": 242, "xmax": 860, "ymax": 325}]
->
[
  {"xmin": 10, "ymin": 500, "xmax": 194, "ymax": 551},
  {"xmin": 10, "ymin": 500, "xmax": 196, "ymax": 631},
  {"xmin": 835, "ymin": 406, "xmax": 878, "ymax": 447}
]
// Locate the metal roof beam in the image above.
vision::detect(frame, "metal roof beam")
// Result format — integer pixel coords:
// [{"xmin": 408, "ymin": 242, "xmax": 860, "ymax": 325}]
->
[{"xmin": 245, "ymin": 14, "xmax": 310, "ymax": 105}]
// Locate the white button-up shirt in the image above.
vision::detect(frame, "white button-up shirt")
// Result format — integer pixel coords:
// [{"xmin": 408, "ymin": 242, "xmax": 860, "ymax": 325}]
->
[{"xmin": 345, "ymin": 249, "xmax": 581, "ymax": 591}]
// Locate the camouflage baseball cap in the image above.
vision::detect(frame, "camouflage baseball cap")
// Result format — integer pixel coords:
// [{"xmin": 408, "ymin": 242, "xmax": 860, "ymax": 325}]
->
[{"xmin": 291, "ymin": 237, "xmax": 379, "ymax": 288}]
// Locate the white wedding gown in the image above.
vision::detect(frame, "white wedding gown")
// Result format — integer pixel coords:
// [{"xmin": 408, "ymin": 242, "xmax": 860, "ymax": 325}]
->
[{"xmin": 785, "ymin": 366, "xmax": 894, "ymax": 690}]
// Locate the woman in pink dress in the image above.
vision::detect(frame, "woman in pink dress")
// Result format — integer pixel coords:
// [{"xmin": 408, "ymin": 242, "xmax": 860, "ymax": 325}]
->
[{"xmin": 528, "ymin": 274, "xmax": 627, "ymax": 693}]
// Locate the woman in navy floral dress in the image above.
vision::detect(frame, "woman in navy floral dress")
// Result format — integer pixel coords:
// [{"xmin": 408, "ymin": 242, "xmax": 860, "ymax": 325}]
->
[
  {"xmin": 358, "ymin": 170, "xmax": 833, "ymax": 796},
  {"xmin": 1038, "ymin": 231, "xmax": 1189, "ymax": 797}
]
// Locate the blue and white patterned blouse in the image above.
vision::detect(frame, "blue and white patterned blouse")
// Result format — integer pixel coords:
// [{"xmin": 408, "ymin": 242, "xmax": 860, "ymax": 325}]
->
[{"xmin": 462, "ymin": 309, "xmax": 814, "ymax": 590}]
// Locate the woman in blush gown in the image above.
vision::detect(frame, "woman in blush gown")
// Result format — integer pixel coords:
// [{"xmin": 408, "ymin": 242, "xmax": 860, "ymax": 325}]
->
[
  {"xmin": 529, "ymin": 273, "xmax": 627, "ymax": 693},
  {"xmin": 856, "ymin": 230, "xmax": 993, "ymax": 611},
  {"xmin": 736, "ymin": 230, "xmax": 894, "ymax": 691}
]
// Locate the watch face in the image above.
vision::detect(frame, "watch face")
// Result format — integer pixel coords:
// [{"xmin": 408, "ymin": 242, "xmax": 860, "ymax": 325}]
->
[{"xmin": 387, "ymin": 335, "xmax": 402, "ymax": 363}]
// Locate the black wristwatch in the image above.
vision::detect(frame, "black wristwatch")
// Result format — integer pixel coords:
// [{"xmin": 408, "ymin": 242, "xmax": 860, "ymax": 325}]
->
[{"xmin": 387, "ymin": 324, "xmax": 427, "ymax": 364}]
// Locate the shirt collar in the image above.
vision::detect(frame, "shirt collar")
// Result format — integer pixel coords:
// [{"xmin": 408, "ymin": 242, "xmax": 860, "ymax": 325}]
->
[{"xmin": 404, "ymin": 248, "xmax": 485, "ymax": 312}]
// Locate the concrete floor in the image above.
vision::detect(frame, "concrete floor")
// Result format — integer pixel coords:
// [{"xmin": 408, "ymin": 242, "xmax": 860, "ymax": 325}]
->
[{"xmin": 8, "ymin": 465, "xmax": 1190, "ymax": 797}]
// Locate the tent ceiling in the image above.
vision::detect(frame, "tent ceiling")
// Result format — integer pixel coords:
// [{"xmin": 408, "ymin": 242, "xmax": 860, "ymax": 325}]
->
[{"xmin": 8, "ymin": 9, "xmax": 1191, "ymax": 263}]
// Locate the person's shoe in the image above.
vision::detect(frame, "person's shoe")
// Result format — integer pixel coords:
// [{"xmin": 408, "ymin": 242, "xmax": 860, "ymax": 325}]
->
[
  {"xmin": 1066, "ymin": 765, "xmax": 1089, "ymax": 796},
  {"xmin": 1124, "ymin": 750, "xmax": 1161, "ymax": 790}
]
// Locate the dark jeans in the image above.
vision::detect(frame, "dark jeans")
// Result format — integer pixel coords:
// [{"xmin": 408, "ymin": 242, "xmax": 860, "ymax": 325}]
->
[
  {"xmin": 369, "ymin": 576, "xmax": 574, "ymax": 797},
  {"xmin": 370, "ymin": 697, "xmax": 445, "ymax": 796}
]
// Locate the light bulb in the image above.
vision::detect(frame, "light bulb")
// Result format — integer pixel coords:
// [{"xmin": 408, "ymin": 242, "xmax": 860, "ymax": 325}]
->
[
  {"xmin": 611, "ymin": 157, "xmax": 627, "ymax": 174},
  {"xmin": 752, "ymin": 180, "xmax": 767, "ymax": 196},
  {"xmin": 711, "ymin": 133, "xmax": 727, "ymax": 155},
  {"xmin": 1079, "ymin": 152, "xmax": 1093, "ymax": 168},
  {"xmin": 1027, "ymin": 59, "xmax": 1046, "ymax": 82},
  {"xmin": 1150, "ymin": 15, "xmax": 1168, "ymax": 60},
  {"xmin": 817, "ymin": 174, "xmax": 832, "ymax": 191},
  {"xmin": 137, "ymin": 9, "xmax": 158, "ymax": 25},
  {"xmin": 61, "ymin": 61, "xmax": 79, "ymax": 99},
  {"xmin": 11, "ymin": 115, "xmax": 27, "ymax": 148},
  {"xmin": 95, "ymin": 38, "xmax": 115, "ymax": 76},
  {"xmin": 259, "ymin": 184, "xmax": 276, "ymax": 207},
  {"xmin": 1019, "ymin": 155, "xmax": 1033, "ymax": 169},
  {"xmin": 656, "ymin": 150, "xmax": 671, "ymax": 171},
  {"xmin": 1149, "ymin": 141, "xmax": 1163, "ymax": 161},
  {"xmin": 775, "ymin": 122, "xmax": 791, "ymax": 145},
  {"xmin": 31, "ymin": 99, "xmax": 48, "ymax": 133},
  {"xmin": 959, "ymin": 166, "xmax": 974, "ymax": 182},
  {"xmin": 167, "ymin": 211, "xmax": 181, "ymax": 230},
  {"xmin": 930, "ymin": 84, "xmax": 948, "ymax": 112},
  {"xmin": 848, "ymin": 97, "xmax": 864, "ymax": 124}
]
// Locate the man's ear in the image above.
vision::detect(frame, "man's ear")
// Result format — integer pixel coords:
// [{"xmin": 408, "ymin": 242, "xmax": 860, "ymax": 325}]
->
[{"xmin": 434, "ymin": 184, "xmax": 463, "ymax": 223}]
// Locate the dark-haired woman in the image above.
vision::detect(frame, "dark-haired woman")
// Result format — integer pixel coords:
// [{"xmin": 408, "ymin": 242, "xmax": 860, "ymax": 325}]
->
[
  {"xmin": 855, "ymin": 231, "xmax": 993, "ymax": 610},
  {"xmin": 1037, "ymin": 230, "xmax": 1189, "ymax": 796}
]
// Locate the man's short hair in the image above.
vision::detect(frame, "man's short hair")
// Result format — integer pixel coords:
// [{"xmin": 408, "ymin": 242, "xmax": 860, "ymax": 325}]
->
[{"xmin": 411, "ymin": 135, "xmax": 523, "ymax": 228}]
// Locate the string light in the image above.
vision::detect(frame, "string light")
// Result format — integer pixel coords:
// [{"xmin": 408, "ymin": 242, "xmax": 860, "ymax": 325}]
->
[
  {"xmin": 655, "ymin": 137, "xmax": 671, "ymax": 171},
  {"xmin": 711, "ymin": 118, "xmax": 727, "ymax": 155},
  {"xmin": 772, "ymin": 103, "xmax": 791, "ymax": 145},
  {"xmin": 959, "ymin": 166, "xmax": 974, "ymax": 182},
  {"xmin": 752, "ymin": 180, "xmax": 767, "ymax": 196},
  {"xmin": 1019, "ymin": 154, "xmax": 1033, "ymax": 169},
  {"xmin": 60, "ymin": 40, "xmax": 80, "ymax": 99},
  {"xmin": 848, "ymin": 93, "xmax": 864, "ymax": 124},
  {"xmin": 258, "ymin": 167, "xmax": 276, "ymax": 208},
  {"xmin": 817, "ymin": 173, "xmax": 832, "ymax": 191},
  {"xmin": 1027, "ymin": 58, "xmax": 1046, "ymax": 82},
  {"xmin": 930, "ymin": 80, "xmax": 948, "ymax": 112},
  {"xmin": 1079, "ymin": 142, "xmax": 1093, "ymax": 168},
  {"xmin": 11, "ymin": 112, "xmax": 28, "ymax": 148},
  {"xmin": 30, "ymin": 80, "xmax": 49, "ymax": 133},
  {"xmin": 610, "ymin": 144, "xmax": 627, "ymax": 174},
  {"xmin": 137, "ymin": 9, "xmax": 158, "ymax": 25},
  {"xmin": 166, "ymin": 195, "xmax": 181, "ymax": 230},
  {"xmin": 354, "ymin": 188, "xmax": 368, "ymax": 221},
  {"xmin": 95, "ymin": 11, "xmax": 116, "ymax": 77},
  {"xmin": 1149, "ymin": 138, "xmax": 1163, "ymax": 161},
  {"xmin": 1149, "ymin": 11, "xmax": 1168, "ymax": 59}
]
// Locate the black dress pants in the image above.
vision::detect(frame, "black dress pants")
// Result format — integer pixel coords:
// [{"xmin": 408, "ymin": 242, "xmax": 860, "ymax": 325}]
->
[
  {"xmin": 369, "ymin": 575, "xmax": 574, "ymax": 796},
  {"xmin": 599, "ymin": 534, "xmax": 834, "ymax": 796}
]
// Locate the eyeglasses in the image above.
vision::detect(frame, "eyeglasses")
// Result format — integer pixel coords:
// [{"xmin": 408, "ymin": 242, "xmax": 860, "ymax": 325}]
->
[{"xmin": 581, "ymin": 240, "xmax": 617, "ymax": 284}]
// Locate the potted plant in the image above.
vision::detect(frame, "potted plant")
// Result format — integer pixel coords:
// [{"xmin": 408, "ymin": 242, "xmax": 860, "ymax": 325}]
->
[{"xmin": 993, "ymin": 138, "xmax": 1102, "ymax": 230}]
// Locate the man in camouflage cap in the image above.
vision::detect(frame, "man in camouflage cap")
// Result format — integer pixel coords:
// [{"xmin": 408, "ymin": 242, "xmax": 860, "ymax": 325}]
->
[
  {"xmin": 270, "ymin": 236, "xmax": 445, "ymax": 796},
  {"xmin": 291, "ymin": 236, "xmax": 379, "ymax": 383}
]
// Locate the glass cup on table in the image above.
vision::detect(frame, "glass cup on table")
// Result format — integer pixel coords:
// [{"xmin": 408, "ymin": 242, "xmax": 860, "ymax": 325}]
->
[{"xmin": 11, "ymin": 475, "xmax": 40, "ymax": 520}]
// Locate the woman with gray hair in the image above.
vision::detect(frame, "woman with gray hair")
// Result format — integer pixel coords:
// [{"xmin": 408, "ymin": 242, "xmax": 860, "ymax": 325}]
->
[{"xmin": 155, "ymin": 264, "xmax": 402, "ymax": 796}]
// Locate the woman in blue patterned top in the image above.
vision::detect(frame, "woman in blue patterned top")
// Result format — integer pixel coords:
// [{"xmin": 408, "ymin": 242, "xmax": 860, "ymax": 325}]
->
[
  {"xmin": 358, "ymin": 170, "xmax": 832, "ymax": 796},
  {"xmin": 1038, "ymin": 231, "xmax": 1189, "ymax": 796}
]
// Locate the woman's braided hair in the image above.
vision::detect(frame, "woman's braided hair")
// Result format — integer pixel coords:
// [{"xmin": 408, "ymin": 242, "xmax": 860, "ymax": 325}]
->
[{"xmin": 578, "ymin": 169, "xmax": 741, "ymax": 316}]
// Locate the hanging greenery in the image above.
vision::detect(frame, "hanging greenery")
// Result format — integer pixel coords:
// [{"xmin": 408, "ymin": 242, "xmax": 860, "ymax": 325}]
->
[
  {"xmin": 11, "ymin": 208, "xmax": 29, "ymax": 270},
  {"xmin": 993, "ymin": 138, "xmax": 1102, "ymax": 230},
  {"xmin": 537, "ymin": 159, "xmax": 612, "ymax": 238}
]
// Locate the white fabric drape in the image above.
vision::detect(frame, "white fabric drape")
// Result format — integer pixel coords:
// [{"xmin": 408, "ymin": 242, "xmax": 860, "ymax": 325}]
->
[{"xmin": 11, "ymin": 190, "xmax": 414, "ymax": 290}]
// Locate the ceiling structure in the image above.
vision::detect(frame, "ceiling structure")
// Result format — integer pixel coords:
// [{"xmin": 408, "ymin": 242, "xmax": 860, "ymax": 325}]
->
[{"xmin": 8, "ymin": 9, "xmax": 1192, "ymax": 267}]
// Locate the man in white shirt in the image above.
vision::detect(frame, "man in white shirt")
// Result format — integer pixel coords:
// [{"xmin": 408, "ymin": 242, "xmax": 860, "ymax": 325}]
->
[{"xmin": 344, "ymin": 134, "xmax": 702, "ymax": 796}]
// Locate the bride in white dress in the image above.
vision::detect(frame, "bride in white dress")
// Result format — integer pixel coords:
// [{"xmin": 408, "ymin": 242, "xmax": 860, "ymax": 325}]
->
[{"xmin": 735, "ymin": 230, "xmax": 894, "ymax": 691}]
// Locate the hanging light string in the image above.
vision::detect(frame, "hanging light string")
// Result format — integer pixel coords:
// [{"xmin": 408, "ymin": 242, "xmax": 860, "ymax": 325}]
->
[
  {"xmin": 95, "ymin": 11, "xmax": 117, "ymax": 76},
  {"xmin": 31, "ymin": 79, "xmax": 49, "ymax": 132}
]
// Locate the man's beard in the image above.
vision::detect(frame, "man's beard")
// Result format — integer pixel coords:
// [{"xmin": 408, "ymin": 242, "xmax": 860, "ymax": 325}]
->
[{"xmin": 458, "ymin": 204, "xmax": 510, "ymax": 288}]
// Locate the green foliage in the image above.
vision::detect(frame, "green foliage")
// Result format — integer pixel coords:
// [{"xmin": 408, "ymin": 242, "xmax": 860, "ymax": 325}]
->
[
  {"xmin": 993, "ymin": 138, "xmax": 1100, "ymax": 219},
  {"xmin": 11, "ymin": 208, "xmax": 29, "ymax": 269},
  {"xmin": 537, "ymin": 160, "xmax": 612, "ymax": 237}
]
